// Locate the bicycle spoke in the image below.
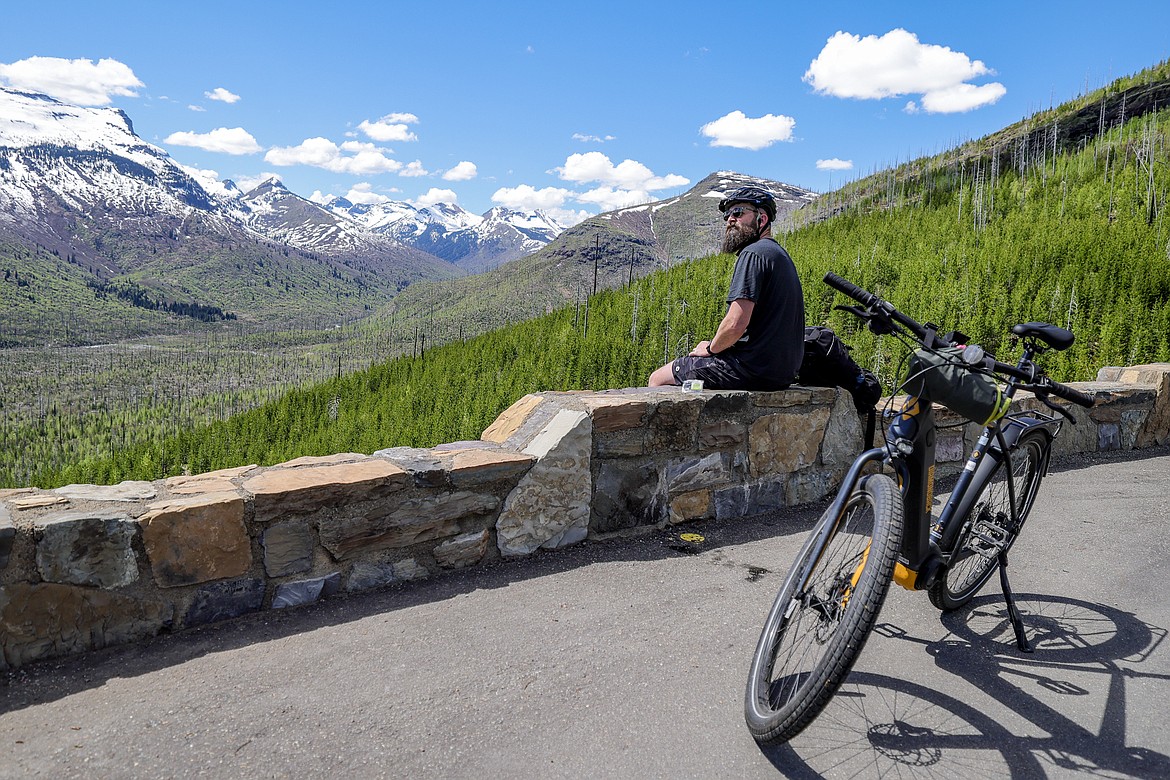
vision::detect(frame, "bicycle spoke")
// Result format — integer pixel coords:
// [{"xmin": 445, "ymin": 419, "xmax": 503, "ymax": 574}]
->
[{"xmin": 747, "ymin": 475, "xmax": 903, "ymax": 743}]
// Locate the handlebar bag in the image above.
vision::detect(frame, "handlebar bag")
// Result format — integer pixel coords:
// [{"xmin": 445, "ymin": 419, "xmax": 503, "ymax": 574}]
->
[{"xmin": 903, "ymin": 347, "xmax": 1010, "ymax": 425}]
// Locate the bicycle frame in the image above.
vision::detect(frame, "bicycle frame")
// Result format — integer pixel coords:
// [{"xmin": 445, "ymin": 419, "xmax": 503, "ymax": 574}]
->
[
  {"xmin": 819, "ymin": 357, "xmax": 1063, "ymax": 595},
  {"xmin": 887, "ymin": 402, "xmax": 1062, "ymax": 591}
]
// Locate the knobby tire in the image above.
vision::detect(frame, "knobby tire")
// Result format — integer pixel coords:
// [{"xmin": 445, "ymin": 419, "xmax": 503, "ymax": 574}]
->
[{"xmin": 744, "ymin": 474, "xmax": 903, "ymax": 745}]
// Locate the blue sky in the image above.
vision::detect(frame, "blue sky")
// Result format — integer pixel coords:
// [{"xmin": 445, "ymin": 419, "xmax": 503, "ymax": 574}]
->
[{"xmin": 3, "ymin": 1, "xmax": 1169, "ymax": 225}]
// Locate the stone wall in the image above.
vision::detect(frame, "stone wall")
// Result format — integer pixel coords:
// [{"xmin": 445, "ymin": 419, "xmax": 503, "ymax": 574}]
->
[{"xmin": 3, "ymin": 364, "xmax": 1169, "ymax": 669}]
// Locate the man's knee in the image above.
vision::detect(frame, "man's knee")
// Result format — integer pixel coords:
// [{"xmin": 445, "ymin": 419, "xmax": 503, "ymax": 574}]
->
[{"xmin": 648, "ymin": 363, "xmax": 678, "ymax": 387}]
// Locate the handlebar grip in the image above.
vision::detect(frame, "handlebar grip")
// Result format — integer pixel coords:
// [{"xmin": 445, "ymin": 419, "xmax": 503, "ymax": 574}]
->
[
  {"xmin": 824, "ymin": 271, "xmax": 928, "ymax": 340},
  {"xmin": 823, "ymin": 272, "xmax": 876, "ymax": 306},
  {"xmin": 1044, "ymin": 379, "xmax": 1096, "ymax": 408}
]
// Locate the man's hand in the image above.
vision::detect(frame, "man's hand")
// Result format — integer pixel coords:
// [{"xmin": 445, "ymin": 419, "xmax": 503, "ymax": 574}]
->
[
  {"xmin": 692, "ymin": 299, "xmax": 754, "ymax": 358},
  {"xmin": 690, "ymin": 340, "xmax": 714, "ymax": 357}
]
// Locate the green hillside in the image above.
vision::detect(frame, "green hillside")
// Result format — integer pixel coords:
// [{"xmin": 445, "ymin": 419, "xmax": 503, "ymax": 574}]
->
[
  {"xmin": 20, "ymin": 63, "xmax": 1170, "ymax": 488},
  {"xmin": 375, "ymin": 172, "xmax": 807, "ymax": 345}
]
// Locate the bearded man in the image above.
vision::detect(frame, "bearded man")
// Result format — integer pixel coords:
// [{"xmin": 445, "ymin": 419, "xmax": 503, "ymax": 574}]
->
[{"xmin": 648, "ymin": 186, "xmax": 804, "ymax": 390}]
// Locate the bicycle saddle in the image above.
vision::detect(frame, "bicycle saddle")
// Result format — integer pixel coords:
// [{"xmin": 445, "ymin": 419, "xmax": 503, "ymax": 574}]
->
[{"xmin": 1012, "ymin": 322, "xmax": 1075, "ymax": 351}]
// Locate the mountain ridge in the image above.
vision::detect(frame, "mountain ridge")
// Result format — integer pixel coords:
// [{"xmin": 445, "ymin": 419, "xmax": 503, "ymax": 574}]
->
[
  {"xmin": 0, "ymin": 86, "xmax": 571, "ymax": 341},
  {"xmin": 378, "ymin": 170, "xmax": 819, "ymax": 337}
]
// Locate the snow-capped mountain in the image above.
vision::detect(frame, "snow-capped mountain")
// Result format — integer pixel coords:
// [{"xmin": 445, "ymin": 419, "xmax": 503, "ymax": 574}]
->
[
  {"xmin": 0, "ymin": 88, "xmax": 224, "ymax": 248},
  {"xmin": 601, "ymin": 170, "xmax": 817, "ymax": 228},
  {"xmin": 239, "ymin": 178, "xmax": 406, "ymax": 255},
  {"xmin": 327, "ymin": 198, "xmax": 566, "ymax": 273},
  {"xmin": 0, "ymin": 86, "xmax": 564, "ymax": 277},
  {"xmin": 574, "ymin": 170, "xmax": 819, "ymax": 267},
  {"xmin": 0, "ymin": 86, "xmax": 465, "ymax": 337}
]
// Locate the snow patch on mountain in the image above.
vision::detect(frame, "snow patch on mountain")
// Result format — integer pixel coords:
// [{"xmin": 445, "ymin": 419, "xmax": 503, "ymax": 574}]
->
[
  {"xmin": 0, "ymin": 87, "xmax": 221, "ymax": 225},
  {"xmin": 327, "ymin": 198, "xmax": 567, "ymax": 271},
  {"xmin": 0, "ymin": 86, "xmax": 567, "ymax": 268}
]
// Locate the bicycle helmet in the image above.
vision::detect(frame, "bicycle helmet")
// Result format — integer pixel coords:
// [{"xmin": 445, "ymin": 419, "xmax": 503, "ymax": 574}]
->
[{"xmin": 718, "ymin": 185, "xmax": 777, "ymax": 220}]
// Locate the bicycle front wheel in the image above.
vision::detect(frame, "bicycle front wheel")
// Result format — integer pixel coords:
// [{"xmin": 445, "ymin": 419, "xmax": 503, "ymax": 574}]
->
[
  {"xmin": 928, "ymin": 430, "xmax": 1048, "ymax": 611},
  {"xmin": 745, "ymin": 473, "xmax": 903, "ymax": 745}
]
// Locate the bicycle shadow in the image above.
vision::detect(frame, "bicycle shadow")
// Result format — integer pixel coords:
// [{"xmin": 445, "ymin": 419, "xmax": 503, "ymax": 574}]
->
[{"xmin": 759, "ymin": 595, "xmax": 1170, "ymax": 779}]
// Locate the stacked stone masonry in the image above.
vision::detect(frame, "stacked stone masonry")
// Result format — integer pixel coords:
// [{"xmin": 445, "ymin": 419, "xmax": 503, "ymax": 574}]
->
[{"xmin": 2, "ymin": 364, "xmax": 1169, "ymax": 669}]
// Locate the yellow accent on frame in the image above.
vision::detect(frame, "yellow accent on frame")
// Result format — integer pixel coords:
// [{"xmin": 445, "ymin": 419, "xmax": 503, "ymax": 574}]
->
[
  {"xmin": 893, "ymin": 562, "xmax": 919, "ymax": 590},
  {"xmin": 926, "ymin": 463, "xmax": 936, "ymax": 514}
]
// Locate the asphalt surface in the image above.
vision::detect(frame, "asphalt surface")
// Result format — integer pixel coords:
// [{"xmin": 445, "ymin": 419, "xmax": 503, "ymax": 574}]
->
[{"xmin": 3, "ymin": 447, "xmax": 1169, "ymax": 779}]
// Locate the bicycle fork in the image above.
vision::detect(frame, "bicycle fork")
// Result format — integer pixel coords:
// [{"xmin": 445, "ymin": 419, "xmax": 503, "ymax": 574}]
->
[{"xmin": 782, "ymin": 452, "xmax": 887, "ymax": 627}]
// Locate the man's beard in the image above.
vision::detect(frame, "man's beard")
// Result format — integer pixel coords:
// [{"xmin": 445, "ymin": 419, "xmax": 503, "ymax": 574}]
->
[{"xmin": 721, "ymin": 220, "xmax": 760, "ymax": 254}]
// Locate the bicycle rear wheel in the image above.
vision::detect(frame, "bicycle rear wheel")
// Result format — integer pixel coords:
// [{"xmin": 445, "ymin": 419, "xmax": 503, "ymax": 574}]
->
[
  {"xmin": 745, "ymin": 474, "xmax": 903, "ymax": 745},
  {"xmin": 928, "ymin": 431, "xmax": 1048, "ymax": 611}
]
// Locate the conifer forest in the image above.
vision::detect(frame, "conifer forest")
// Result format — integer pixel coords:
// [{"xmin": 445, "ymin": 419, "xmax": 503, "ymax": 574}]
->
[{"xmin": 5, "ymin": 65, "xmax": 1170, "ymax": 488}]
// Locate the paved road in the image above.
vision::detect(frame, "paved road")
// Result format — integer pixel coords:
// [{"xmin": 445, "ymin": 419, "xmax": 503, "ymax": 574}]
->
[{"xmin": 3, "ymin": 448, "xmax": 1170, "ymax": 779}]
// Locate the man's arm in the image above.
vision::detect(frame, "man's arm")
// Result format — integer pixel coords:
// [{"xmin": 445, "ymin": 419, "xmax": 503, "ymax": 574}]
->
[{"xmin": 691, "ymin": 298, "xmax": 754, "ymax": 356}]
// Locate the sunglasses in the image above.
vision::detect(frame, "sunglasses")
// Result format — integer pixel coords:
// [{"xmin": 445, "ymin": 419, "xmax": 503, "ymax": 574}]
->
[{"xmin": 722, "ymin": 205, "xmax": 757, "ymax": 221}]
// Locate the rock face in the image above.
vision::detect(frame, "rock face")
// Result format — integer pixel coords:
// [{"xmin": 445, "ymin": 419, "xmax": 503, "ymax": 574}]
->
[
  {"xmin": 1, "ymin": 364, "xmax": 1168, "ymax": 669},
  {"xmin": 244, "ymin": 457, "xmax": 410, "ymax": 523},
  {"xmin": 184, "ymin": 578, "xmax": 266, "ymax": 627},
  {"xmin": 0, "ymin": 583, "xmax": 172, "ymax": 669},
  {"xmin": 34, "ymin": 510, "xmax": 139, "ymax": 588},
  {"xmin": 0, "ymin": 504, "xmax": 13, "ymax": 570},
  {"xmin": 495, "ymin": 408, "xmax": 593, "ymax": 556},
  {"xmin": 317, "ymin": 490, "xmax": 500, "ymax": 559},
  {"xmin": 262, "ymin": 522, "xmax": 315, "ymax": 577},
  {"xmin": 138, "ymin": 492, "xmax": 252, "ymax": 588}
]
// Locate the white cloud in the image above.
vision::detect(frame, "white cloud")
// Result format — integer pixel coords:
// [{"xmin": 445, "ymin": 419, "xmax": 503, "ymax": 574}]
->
[
  {"xmin": 804, "ymin": 29, "xmax": 1005, "ymax": 113},
  {"xmin": 548, "ymin": 208, "xmax": 592, "ymax": 227},
  {"xmin": 205, "ymin": 87, "xmax": 241, "ymax": 104},
  {"xmin": 340, "ymin": 140, "xmax": 383, "ymax": 153},
  {"xmin": 164, "ymin": 127, "xmax": 263, "ymax": 155},
  {"xmin": 572, "ymin": 132, "xmax": 616, "ymax": 143},
  {"xmin": 576, "ymin": 186, "xmax": 655, "ymax": 211},
  {"xmin": 264, "ymin": 137, "xmax": 403, "ymax": 175},
  {"xmin": 358, "ymin": 113, "xmax": 419, "ymax": 142},
  {"xmin": 416, "ymin": 187, "xmax": 458, "ymax": 207},
  {"xmin": 555, "ymin": 151, "xmax": 689, "ymax": 191},
  {"xmin": 0, "ymin": 56, "xmax": 143, "ymax": 106},
  {"xmin": 308, "ymin": 190, "xmax": 334, "ymax": 204},
  {"xmin": 188, "ymin": 105, "xmax": 206, "ymax": 112},
  {"xmin": 177, "ymin": 163, "xmax": 219, "ymax": 180},
  {"xmin": 265, "ymin": 138, "xmax": 337, "ymax": 166},
  {"xmin": 344, "ymin": 182, "xmax": 392, "ymax": 205},
  {"xmin": 542, "ymin": 152, "xmax": 690, "ymax": 215},
  {"xmin": 399, "ymin": 160, "xmax": 429, "ymax": 177},
  {"xmin": 920, "ymin": 82, "xmax": 1008, "ymax": 113},
  {"xmin": 442, "ymin": 161, "xmax": 478, "ymax": 181},
  {"xmin": 491, "ymin": 184, "xmax": 573, "ymax": 211},
  {"xmin": 176, "ymin": 163, "xmax": 236, "ymax": 197},
  {"xmin": 816, "ymin": 158, "xmax": 853, "ymax": 171},
  {"xmin": 700, "ymin": 110, "xmax": 796, "ymax": 150}
]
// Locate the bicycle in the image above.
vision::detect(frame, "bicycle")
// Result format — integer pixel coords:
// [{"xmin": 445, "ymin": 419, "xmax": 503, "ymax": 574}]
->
[{"xmin": 744, "ymin": 271, "xmax": 1097, "ymax": 745}]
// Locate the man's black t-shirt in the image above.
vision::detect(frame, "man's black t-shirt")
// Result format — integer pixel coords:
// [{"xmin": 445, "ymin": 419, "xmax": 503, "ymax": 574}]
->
[{"xmin": 723, "ymin": 237, "xmax": 804, "ymax": 388}]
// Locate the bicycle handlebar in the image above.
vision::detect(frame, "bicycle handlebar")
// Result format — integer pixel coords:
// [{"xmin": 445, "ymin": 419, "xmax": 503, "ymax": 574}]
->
[
  {"xmin": 823, "ymin": 272, "xmax": 1096, "ymax": 409},
  {"xmin": 986, "ymin": 359, "xmax": 1093, "ymax": 408},
  {"xmin": 1039, "ymin": 378, "xmax": 1096, "ymax": 408},
  {"xmin": 823, "ymin": 271, "xmax": 876, "ymax": 308},
  {"xmin": 823, "ymin": 272, "xmax": 936, "ymax": 342}
]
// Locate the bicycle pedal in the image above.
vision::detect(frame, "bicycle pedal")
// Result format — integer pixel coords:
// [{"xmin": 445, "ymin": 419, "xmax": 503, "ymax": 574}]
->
[{"xmin": 969, "ymin": 522, "xmax": 1008, "ymax": 558}]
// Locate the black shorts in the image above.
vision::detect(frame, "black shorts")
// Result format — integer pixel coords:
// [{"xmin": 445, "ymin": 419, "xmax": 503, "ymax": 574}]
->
[{"xmin": 671, "ymin": 354, "xmax": 755, "ymax": 390}]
